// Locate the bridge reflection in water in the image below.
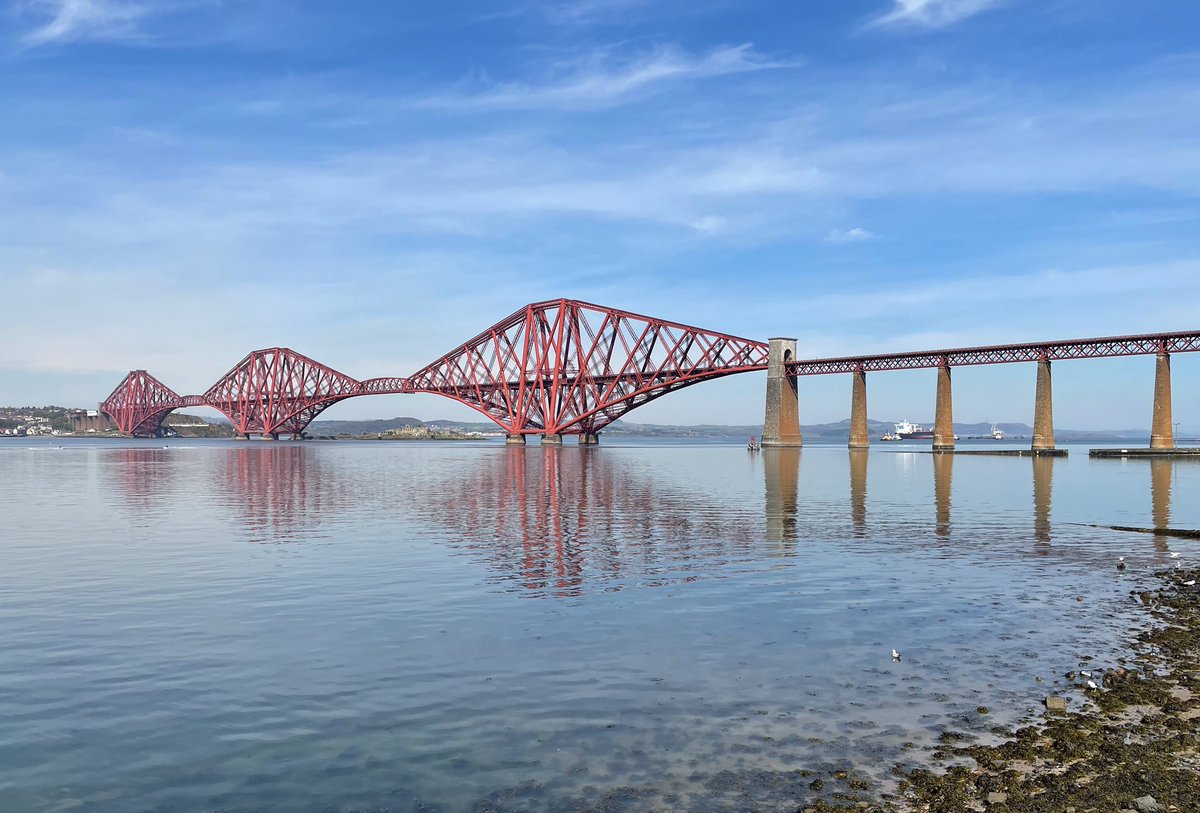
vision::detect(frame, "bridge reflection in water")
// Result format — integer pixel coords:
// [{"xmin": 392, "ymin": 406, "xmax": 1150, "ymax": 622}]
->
[
  {"xmin": 105, "ymin": 444, "xmax": 1192, "ymax": 590},
  {"xmin": 849, "ymin": 450, "xmax": 867, "ymax": 536},
  {"xmin": 934, "ymin": 451, "xmax": 954, "ymax": 538},
  {"xmin": 408, "ymin": 446, "xmax": 782, "ymax": 597},
  {"xmin": 1033, "ymin": 455, "xmax": 1053, "ymax": 547},
  {"xmin": 763, "ymin": 448, "xmax": 800, "ymax": 545},
  {"xmin": 111, "ymin": 445, "xmax": 352, "ymax": 544},
  {"xmin": 1151, "ymin": 458, "xmax": 1172, "ymax": 534}
]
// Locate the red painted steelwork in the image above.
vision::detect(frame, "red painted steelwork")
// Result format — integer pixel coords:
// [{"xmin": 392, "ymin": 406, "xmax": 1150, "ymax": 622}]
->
[
  {"xmin": 203, "ymin": 348, "xmax": 363, "ymax": 437},
  {"xmin": 98, "ymin": 300, "xmax": 767, "ymax": 437},
  {"xmin": 788, "ymin": 329, "xmax": 1200, "ymax": 376},
  {"xmin": 98, "ymin": 298, "xmax": 1199, "ymax": 439},
  {"xmin": 100, "ymin": 371, "xmax": 184, "ymax": 436},
  {"xmin": 401, "ymin": 299, "xmax": 769, "ymax": 435}
]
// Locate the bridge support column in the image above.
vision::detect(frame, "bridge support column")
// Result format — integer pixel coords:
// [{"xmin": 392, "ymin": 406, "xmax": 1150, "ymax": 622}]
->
[
  {"xmin": 1151, "ymin": 351, "xmax": 1174, "ymax": 449},
  {"xmin": 933, "ymin": 360, "xmax": 955, "ymax": 452},
  {"xmin": 579, "ymin": 432, "xmax": 600, "ymax": 445},
  {"xmin": 258, "ymin": 433, "xmax": 279, "ymax": 441},
  {"xmin": 1032, "ymin": 358, "xmax": 1055, "ymax": 452},
  {"xmin": 541, "ymin": 433, "xmax": 563, "ymax": 445},
  {"xmin": 848, "ymin": 367, "xmax": 869, "ymax": 449},
  {"xmin": 505, "ymin": 433, "xmax": 526, "ymax": 445},
  {"xmin": 762, "ymin": 337, "xmax": 802, "ymax": 447},
  {"xmin": 233, "ymin": 433, "xmax": 250, "ymax": 441}
]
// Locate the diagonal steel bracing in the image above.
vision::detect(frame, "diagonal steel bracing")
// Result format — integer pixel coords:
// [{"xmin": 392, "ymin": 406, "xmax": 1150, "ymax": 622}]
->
[{"xmin": 99, "ymin": 301, "xmax": 1200, "ymax": 439}]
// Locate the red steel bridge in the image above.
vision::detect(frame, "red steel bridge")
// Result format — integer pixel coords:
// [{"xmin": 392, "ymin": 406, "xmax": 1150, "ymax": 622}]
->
[
  {"xmin": 101, "ymin": 299, "xmax": 769, "ymax": 441},
  {"xmin": 99, "ymin": 298, "xmax": 1199, "ymax": 448}
]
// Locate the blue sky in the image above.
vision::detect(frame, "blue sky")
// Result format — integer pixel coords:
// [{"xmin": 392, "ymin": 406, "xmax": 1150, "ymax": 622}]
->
[{"xmin": 1, "ymin": 0, "xmax": 1198, "ymax": 430}]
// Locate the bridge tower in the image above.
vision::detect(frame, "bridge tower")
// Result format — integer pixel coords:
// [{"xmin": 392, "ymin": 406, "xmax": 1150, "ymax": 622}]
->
[
  {"xmin": 1032, "ymin": 356, "xmax": 1055, "ymax": 452},
  {"xmin": 1150, "ymin": 347, "xmax": 1174, "ymax": 449},
  {"xmin": 761, "ymin": 338, "xmax": 802, "ymax": 447}
]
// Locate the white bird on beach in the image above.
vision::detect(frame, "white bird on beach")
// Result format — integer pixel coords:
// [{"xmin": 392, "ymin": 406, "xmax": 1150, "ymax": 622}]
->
[
  {"xmin": 891, "ymin": 649, "xmax": 902, "ymax": 662},
  {"xmin": 1184, "ymin": 580, "xmax": 1197, "ymax": 587},
  {"xmin": 1170, "ymin": 552, "xmax": 1181, "ymax": 558},
  {"xmin": 1086, "ymin": 680, "xmax": 1098, "ymax": 690},
  {"xmin": 1080, "ymin": 670, "xmax": 1092, "ymax": 678}
]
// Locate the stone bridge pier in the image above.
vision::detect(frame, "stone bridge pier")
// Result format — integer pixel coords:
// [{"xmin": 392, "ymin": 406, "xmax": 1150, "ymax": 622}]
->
[{"xmin": 761, "ymin": 338, "xmax": 802, "ymax": 447}]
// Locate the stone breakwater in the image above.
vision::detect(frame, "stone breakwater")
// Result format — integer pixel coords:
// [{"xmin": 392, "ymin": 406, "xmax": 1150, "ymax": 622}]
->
[{"xmin": 844, "ymin": 566, "xmax": 1200, "ymax": 813}]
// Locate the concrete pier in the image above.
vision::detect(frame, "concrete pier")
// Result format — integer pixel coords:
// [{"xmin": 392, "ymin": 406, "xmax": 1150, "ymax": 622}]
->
[
  {"xmin": 579, "ymin": 432, "xmax": 600, "ymax": 445},
  {"xmin": 761, "ymin": 337, "xmax": 802, "ymax": 447},
  {"xmin": 848, "ymin": 368, "xmax": 869, "ymax": 449},
  {"xmin": 1089, "ymin": 447, "xmax": 1200, "ymax": 458},
  {"xmin": 933, "ymin": 361, "xmax": 955, "ymax": 452},
  {"xmin": 1151, "ymin": 351, "xmax": 1174, "ymax": 449},
  {"xmin": 505, "ymin": 433, "xmax": 526, "ymax": 445},
  {"xmin": 541, "ymin": 433, "xmax": 563, "ymax": 445},
  {"xmin": 258, "ymin": 433, "xmax": 278, "ymax": 441},
  {"xmin": 1032, "ymin": 358, "xmax": 1055, "ymax": 451}
]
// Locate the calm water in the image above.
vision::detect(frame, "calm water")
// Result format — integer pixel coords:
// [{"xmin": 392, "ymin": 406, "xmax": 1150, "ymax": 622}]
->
[{"xmin": 2, "ymin": 438, "xmax": 1198, "ymax": 812}]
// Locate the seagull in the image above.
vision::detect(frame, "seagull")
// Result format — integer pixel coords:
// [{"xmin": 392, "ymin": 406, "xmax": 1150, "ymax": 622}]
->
[
  {"xmin": 1086, "ymin": 680, "xmax": 1098, "ymax": 690},
  {"xmin": 891, "ymin": 649, "xmax": 902, "ymax": 662},
  {"xmin": 1170, "ymin": 552, "xmax": 1181, "ymax": 558},
  {"xmin": 1184, "ymin": 580, "xmax": 1197, "ymax": 587},
  {"xmin": 1117, "ymin": 556, "xmax": 1126, "ymax": 571},
  {"xmin": 1080, "ymin": 670, "xmax": 1092, "ymax": 678}
]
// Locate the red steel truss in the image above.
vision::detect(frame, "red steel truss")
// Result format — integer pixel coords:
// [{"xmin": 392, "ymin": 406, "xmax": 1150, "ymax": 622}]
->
[
  {"xmin": 98, "ymin": 300, "xmax": 767, "ymax": 437},
  {"xmin": 98, "ymin": 300, "xmax": 1199, "ymax": 438},
  {"xmin": 203, "ymin": 348, "xmax": 363, "ymax": 437},
  {"xmin": 789, "ymin": 330, "xmax": 1200, "ymax": 376},
  {"xmin": 100, "ymin": 370, "xmax": 184, "ymax": 436},
  {"xmin": 399, "ymin": 299, "xmax": 768, "ymax": 436}
]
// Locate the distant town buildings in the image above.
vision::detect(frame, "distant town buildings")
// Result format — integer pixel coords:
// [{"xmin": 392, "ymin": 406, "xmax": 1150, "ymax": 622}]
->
[{"xmin": 0, "ymin": 408, "xmax": 70, "ymax": 436}]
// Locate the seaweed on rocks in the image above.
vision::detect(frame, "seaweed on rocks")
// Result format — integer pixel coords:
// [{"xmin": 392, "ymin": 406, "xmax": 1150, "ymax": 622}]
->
[{"xmin": 883, "ymin": 567, "xmax": 1200, "ymax": 812}]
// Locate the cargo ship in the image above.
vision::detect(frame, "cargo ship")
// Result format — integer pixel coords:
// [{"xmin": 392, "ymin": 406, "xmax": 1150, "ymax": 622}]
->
[{"xmin": 894, "ymin": 419, "xmax": 934, "ymax": 440}]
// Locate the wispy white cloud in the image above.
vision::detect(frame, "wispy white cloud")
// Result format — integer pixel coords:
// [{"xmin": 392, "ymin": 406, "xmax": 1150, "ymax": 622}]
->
[
  {"xmin": 414, "ymin": 43, "xmax": 799, "ymax": 111},
  {"xmin": 825, "ymin": 227, "xmax": 878, "ymax": 243},
  {"xmin": 870, "ymin": 0, "xmax": 1004, "ymax": 29},
  {"xmin": 21, "ymin": 0, "xmax": 147, "ymax": 45}
]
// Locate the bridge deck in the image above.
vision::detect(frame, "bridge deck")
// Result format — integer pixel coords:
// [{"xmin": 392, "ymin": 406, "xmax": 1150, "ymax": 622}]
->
[{"xmin": 788, "ymin": 329, "xmax": 1200, "ymax": 376}]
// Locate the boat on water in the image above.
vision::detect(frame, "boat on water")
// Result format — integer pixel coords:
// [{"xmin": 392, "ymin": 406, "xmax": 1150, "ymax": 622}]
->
[
  {"xmin": 893, "ymin": 420, "xmax": 934, "ymax": 440},
  {"xmin": 991, "ymin": 424, "xmax": 1005, "ymax": 440},
  {"xmin": 747, "ymin": 435, "xmax": 761, "ymax": 451}
]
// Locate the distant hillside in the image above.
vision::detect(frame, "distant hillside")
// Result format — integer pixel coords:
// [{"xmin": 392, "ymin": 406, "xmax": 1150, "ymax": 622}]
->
[
  {"xmin": 162, "ymin": 412, "xmax": 236, "ymax": 438},
  {"xmin": 308, "ymin": 416, "xmax": 429, "ymax": 435}
]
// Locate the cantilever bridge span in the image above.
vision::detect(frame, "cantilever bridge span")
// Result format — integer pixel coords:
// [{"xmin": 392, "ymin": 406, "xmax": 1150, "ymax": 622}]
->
[
  {"xmin": 100, "ymin": 299, "xmax": 1199, "ymax": 450},
  {"xmin": 100, "ymin": 299, "xmax": 770, "ymax": 442}
]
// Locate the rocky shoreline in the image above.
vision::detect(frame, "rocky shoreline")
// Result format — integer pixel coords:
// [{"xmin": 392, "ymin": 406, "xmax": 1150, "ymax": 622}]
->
[{"xmin": 818, "ymin": 565, "xmax": 1200, "ymax": 813}]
